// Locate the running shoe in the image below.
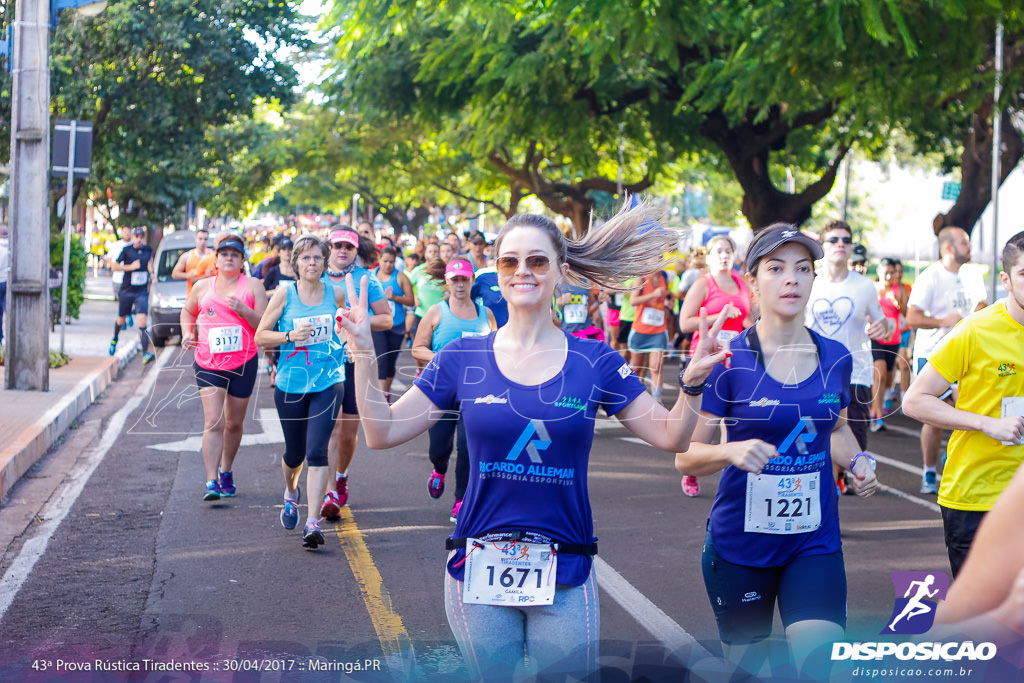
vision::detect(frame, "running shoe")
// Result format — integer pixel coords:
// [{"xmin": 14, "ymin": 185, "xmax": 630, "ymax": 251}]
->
[
  {"xmin": 869, "ymin": 417, "xmax": 886, "ymax": 432},
  {"xmin": 203, "ymin": 479, "xmax": 222, "ymax": 501},
  {"xmin": 219, "ymin": 470, "xmax": 236, "ymax": 497},
  {"xmin": 141, "ymin": 352, "xmax": 156, "ymax": 365},
  {"xmin": 449, "ymin": 498, "xmax": 463, "ymax": 523},
  {"xmin": 651, "ymin": 386, "xmax": 663, "ymax": 402},
  {"xmin": 281, "ymin": 487, "xmax": 301, "ymax": 530},
  {"xmin": 108, "ymin": 338, "xmax": 117, "ymax": 356},
  {"xmin": 336, "ymin": 476, "xmax": 349, "ymax": 508},
  {"xmin": 883, "ymin": 389, "xmax": 893, "ymax": 412},
  {"xmin": 836, "ymin": 472, "xmax": 848, "ymax": 497},
  {"xmin": 302, "ymin": 519, "xmax": 325, "ymax": 549},
  {"xmin": 320, "ymin": 490, "xmax": 341, "ymax": 520},
  {"xmin": 920, "ymin": 471, "xmax": 939, "ymax": 494},
  {"xmin": 127, "ymin": 315, "xmax": 134, "ymax": 328},
  {"xmin": 681, "ymin": 475, "xmax": 700, "ymax": 497},
  {"xmin": 427, "ymin": 470, "xmax": 445, "ymax": 499}
]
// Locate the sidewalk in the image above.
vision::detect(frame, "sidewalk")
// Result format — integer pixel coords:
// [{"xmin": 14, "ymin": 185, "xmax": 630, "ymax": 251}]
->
[{"xmin": 0, "ymin": 274, "xmax": 139, "ymax": 502}]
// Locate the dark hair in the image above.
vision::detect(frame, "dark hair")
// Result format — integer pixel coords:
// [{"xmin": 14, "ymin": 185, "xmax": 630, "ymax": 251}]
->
[
  {"xmin": 1002, "ymin": 230, "xmax": 1024, "ymax": 272},
  {"xmin": 380, "ymin": 246, "xmax": 399, "ymax": 259},
  {"xmin": 820, "ymin": 219, "xmax": 852, "ymax": 241},
  {"xmin": 357, "ymin": 233, "xmax": 378, "ymax": 263},
  {"xmin": 289, "ymin": 235, "xmax": 329, "ymax": 274},
  {"xmin": 424, "ymin": 258, "xmax": 447, "ymax": 282},
  {"xmin": 879, "ymin": 257, "xmax": 897, "ymax": 267},
  {"xmin": 494, "ymin": 196, "xmax": 679, "ymax": 290}
]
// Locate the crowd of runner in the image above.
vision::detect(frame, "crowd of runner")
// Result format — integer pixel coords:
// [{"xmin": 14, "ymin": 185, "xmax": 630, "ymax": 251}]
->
[{"xmin": 98, "ymin": 202, "xmax": 1024, "ymax": 679}]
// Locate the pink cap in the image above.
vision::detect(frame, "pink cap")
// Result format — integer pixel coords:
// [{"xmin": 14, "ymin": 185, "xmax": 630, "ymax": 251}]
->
[
  {"xmin": 329, "ymin": 229, "xmax": 359, "ymax": 247},
  {"xmin": 445, "ymin": 260, "xmax": 474, "ymax": 279}
]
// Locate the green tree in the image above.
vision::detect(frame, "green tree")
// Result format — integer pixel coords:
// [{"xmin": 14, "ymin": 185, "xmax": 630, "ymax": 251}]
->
[
  {"xmin": 321, "ymin": 0, "xmax": 1024, "ymax": 233},
  {"xmin": 0, "ymin": 0, "xmax": 309, "ymax": 225}
]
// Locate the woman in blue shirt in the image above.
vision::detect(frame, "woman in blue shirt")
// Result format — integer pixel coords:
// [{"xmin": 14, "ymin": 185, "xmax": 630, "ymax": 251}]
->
[
  {"xmin": 336, "ymin": 198, "xmax": 731, "ymax": 680},
  {"xmin": 413, "ymin": 259, "xmax": 497, "ymax": 522},
  {"xmin": 676, "ymin": 225, "xmax": 879, "ymax": 678},
  {"xmin": 255, "ymin": 235, "xmax": 346, "ymax": 549}
]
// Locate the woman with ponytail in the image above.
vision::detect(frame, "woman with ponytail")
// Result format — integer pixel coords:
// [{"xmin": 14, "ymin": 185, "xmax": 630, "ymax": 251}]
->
[{"xmin": 336, "ymin": 198, "xmax": 730, "ymax": 680}]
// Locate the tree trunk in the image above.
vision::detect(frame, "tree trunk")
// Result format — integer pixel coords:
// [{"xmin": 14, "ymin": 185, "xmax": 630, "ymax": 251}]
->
[
  {"xmin": 933, "ymin": 108, "xmax": 1024, "ymax": 236},
  {"xmin": 700, "ymin": 108, "xmax": 847, "ymax": 232}
]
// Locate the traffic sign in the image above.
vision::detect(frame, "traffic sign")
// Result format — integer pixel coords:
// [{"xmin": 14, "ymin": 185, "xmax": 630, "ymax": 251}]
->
[{"xmin": 941, "ymin": 180, "xmax": 960, "ymax": 201}]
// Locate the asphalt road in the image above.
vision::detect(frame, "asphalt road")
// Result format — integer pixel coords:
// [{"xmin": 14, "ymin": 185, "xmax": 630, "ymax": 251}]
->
[{"xmin": 0, "ymin": 345, "xmax": 970, "ymax": 682}]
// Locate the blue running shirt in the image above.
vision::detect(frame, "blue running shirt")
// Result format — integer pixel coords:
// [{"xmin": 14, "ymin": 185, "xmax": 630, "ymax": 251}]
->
[
  {"xmin": 700, "ymin": 327, "xmax": 852, "ymax": 567},
  {"xmin": 415, "ymin": 332, "xmax": 646, "ymax": 586}
]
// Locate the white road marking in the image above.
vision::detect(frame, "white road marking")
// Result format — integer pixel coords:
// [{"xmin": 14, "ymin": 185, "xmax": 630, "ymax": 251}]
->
[
  {"xmin": 146, "ymin": 408, "xmax": 284, "ymax": 452},
  {"xmin": 594, "ymin": 557, "xmax": 727, "ymax": 671},
  {"xmin": 877, "ymin": 483, "xmax": 941, "ymax": 513},
  {"xmin": 0, "ymin": 350, "xmax": 172, "ymax": 619}
]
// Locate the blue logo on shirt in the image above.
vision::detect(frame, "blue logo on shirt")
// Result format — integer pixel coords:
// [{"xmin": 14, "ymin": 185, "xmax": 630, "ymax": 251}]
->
[
  {"xmin": 506, "ymin": 420, "xmax": 551, "ymax": 463},
  {"xmin": 778, "ymin": 416, "xmax": 817, "ymax": 455}
]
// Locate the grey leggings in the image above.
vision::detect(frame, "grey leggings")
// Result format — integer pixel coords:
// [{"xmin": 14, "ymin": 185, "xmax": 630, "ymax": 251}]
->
[{"xmin": 444, "ymin": 556, "xmax": 599, "ymax": 680}]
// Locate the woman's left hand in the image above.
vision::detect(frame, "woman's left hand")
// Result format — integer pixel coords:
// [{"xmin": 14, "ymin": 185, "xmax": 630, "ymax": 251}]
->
[
  {"xmin": 849, "ymin": 457, "xmax": 878, "ymax": 497},
  {"xmin": 336, "ymin": 274, "xmax": 374, "ymax": 356},
  {"xmin": 681, "ymin": 305, "xmax": 732, "ymax": 386}
]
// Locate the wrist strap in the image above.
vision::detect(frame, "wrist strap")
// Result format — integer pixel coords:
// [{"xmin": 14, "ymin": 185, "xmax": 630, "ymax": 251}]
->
[{"xmin": 849, "ymin": 452, "xmax": 876, "ymax": 472}]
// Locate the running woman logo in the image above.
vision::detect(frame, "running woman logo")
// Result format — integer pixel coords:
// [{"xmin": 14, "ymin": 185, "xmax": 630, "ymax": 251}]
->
[
  {"xmin": 998, "ymin": 362, "xmax": 1016, "ymax": 377},
  {"xmin": 882, "ymin": 571, "xmax": 950, "ymax": 634},
  {"xmin": 505, "ymin": 420, "xmax": 551, "ymax": 464}
]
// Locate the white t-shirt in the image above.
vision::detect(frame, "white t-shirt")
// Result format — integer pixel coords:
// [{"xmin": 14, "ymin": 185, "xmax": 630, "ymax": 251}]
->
[
  {"xmin": 109, "ymin": 239, "xmax": 131, "ymax": 285},
  {"xmin": 908, "ymin": 261, "xmax": 987, "ymax": 358},
  {"xmin": 805, "ymin": 269, "xmax": 886, "ymax": 387}
]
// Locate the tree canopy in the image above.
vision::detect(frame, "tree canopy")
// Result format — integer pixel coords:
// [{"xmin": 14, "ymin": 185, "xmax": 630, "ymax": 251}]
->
[{"xmin": 320, "ymin": 0, "xmax": 1024, "ymax": 233}]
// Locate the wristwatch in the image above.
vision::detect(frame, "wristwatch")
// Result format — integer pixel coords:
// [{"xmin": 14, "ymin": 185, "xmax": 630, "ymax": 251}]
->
[
  {"xmin": 849, "ymin": 452, "xmax": 876, "ymax": 472},
  {"xmin": 285, "ymin": 330, "xmax": 291, "ymax": 343}
]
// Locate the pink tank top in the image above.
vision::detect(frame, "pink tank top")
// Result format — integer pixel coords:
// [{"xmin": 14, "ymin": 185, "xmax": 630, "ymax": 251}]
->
[
  {"xmin": 194, "ymin": 274, "xmax": 258, "ymax": 370},
  {"xmin": 692, "ymin": 271, "xmax": 750, "ymax": 351},
  {"xmin": 878, "ymin": 284, "xmax": 902, "ymax": 345}
]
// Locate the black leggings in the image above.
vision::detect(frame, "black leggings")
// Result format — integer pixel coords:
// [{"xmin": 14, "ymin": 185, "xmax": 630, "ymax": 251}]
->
[
  {"xmin": 274, "ymin": 384, "xmax": 344, "ymax": 469},
  {"xmin": 428, "ymin": 410, "xmax": 469, "ymax": 500},
  {"xmin": 372, "ymin": 326, "xmax": 405, "ymax": 380}
]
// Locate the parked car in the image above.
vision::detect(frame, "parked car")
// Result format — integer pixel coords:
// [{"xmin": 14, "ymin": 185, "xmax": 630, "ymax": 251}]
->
[{"xmin": 148, "ymin": 231, "xmax": 194, "ymax": 347}]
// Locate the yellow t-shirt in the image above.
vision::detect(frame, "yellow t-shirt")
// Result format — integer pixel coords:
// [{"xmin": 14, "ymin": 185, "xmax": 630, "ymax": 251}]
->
[{"xmin": 929, "ymin": 301, "xmax": 1024, "ymax": 511}]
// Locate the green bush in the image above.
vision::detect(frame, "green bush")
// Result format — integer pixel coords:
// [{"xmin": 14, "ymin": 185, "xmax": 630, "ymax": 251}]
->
[{"xmin": 49, "ymin": 230, "xmax": 87, "ymax": 320}]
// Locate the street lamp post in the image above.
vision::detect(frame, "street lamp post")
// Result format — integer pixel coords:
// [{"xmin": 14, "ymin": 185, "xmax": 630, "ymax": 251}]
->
[{"xmin": 5, "ymin": 0, "xmax": 107, "ymax": 390}]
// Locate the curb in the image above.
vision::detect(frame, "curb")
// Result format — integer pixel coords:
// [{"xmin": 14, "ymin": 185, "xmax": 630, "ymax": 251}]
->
[{"xmin": 0, "ymin": 344, "xmax": 139, "ymax": 502}]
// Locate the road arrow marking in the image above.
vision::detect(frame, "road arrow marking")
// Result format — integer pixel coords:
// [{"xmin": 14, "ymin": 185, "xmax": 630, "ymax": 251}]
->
[{"xmin": 147, "ymin": 408, "xmax": 283, "ymax": 452}]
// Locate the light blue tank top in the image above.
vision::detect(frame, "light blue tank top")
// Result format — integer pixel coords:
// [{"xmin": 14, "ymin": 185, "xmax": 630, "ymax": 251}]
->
[
  {"xmin": 373, "ymin": 267, "xmax": 406, "ymax": 329},
  {"xmin": 431, "ymin": 300, "xmax": 490, "ymax": 351},
  {"xmin": 275, "ymin": 282, "xmax": 344, "ymax": 394}
]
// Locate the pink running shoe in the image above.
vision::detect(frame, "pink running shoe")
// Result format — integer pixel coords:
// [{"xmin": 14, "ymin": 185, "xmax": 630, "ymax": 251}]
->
[
  {"xmin": 320, "ymin": 490, "xmax": 341, "ymax": 520},
  {"xmin": 681, "ymin": 476, "xmax": 701, "ymax": 497},
  {"xmin": 449, "ymin": 498, "xmax": 463, "ymax": 523},
  {"xmin": 336, "ymin": 476, "xmax": 349, "ymax": 507}
]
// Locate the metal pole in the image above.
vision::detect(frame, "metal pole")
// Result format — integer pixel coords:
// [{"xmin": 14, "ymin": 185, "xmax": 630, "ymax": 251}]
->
[
  {"xmin": 841, "ymin": 152, "xmax": 852, "ymax": 223},
  {"xmin": 617, "ymin": 121, "xmax": 624, "ymax": 196},
  {"xmin": 990, "ymin": 21, "xmax": 1003, "ymax": 300},
  {"xmin": 6, "ymin": 0, "xmax": 52, "ymax": 390},
  {"xmin": 59, "ymin": 121, "xmax": 76, "ymax": 354}
]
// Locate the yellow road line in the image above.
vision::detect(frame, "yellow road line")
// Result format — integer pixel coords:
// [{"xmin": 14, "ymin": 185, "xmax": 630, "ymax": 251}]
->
[{"xmin": 333, "ymin": 507, "xmax": 414, "ymax": 661}]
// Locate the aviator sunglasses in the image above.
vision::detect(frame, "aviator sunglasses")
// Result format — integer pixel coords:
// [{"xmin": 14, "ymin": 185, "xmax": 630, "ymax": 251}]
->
[
  {"xmin": 495, "ymin": 254, "xmax": 552, "ymax": 276},
  {"xmin": 825, "ymin": 236, "xmax": 853, "ymax": 244}
]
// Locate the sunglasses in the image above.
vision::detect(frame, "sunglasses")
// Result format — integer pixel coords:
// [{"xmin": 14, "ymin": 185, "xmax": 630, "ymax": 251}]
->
[
  {"xmin": 332, "ymin": 243, "xmax": 357, "ymax": 251},
  {"xmin": 495, "ymin": 254, "xmax": 552, "ymax": 276},
  {"xmin": 825, "ymin": 236, "xmax": 853, "ymax": 245}
]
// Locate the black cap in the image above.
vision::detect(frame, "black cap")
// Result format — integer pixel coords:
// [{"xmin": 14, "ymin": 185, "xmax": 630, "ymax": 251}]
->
[
  {"xmin": 745, "ymin": 226, "xmax": 824, "ymax": 272},
  {"xmin": 851, "ymin": 244, "xmax": 868, "ymax": 263},
  {"xmin": 132, "ymin": 227, "xmax": 146, "ymax": 236},
  {"xmin": 279, "ymin": 238, "xmax": 294, "ymax": 249},
  {"xmin": 216, "ymin": 235, "xmax": 246, "ymax": 255}
]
